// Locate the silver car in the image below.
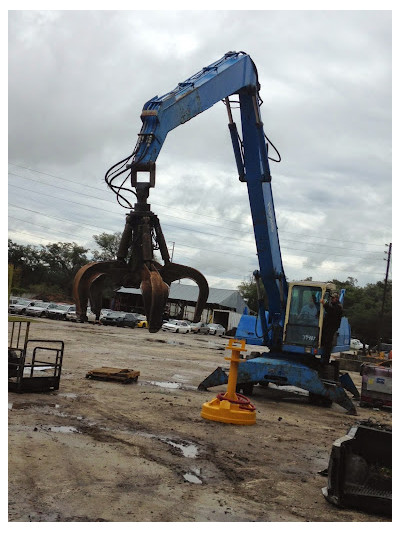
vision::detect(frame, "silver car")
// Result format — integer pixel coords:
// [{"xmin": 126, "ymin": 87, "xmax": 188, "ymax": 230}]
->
[
  {"xmin": 207, "ymin": 323, "xmax": 226, "ymax": 336},
  {"xmin": 25, "ymin": 302, "xmax": 56, "ymax": 318},
  {"xmin": 190, "ymin": 321, "xmax": 208, "ymax": 333},
  {"xmin": 161, "ymin": 320, "xmax": 191, "ymax": 333},
  {"xmin": 66, "ymin": 308, "xmax": 97, "ymax": 322},
  {"xmin": 8, "ymin": 298, "xmax": 37, "ymax": 315},
  {"xmin": 46, "ymin": 304, "xmax": 76, "ymax": 320}
]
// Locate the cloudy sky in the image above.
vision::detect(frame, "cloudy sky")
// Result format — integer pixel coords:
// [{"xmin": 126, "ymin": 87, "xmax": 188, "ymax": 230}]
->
[{"xmin": 8, "ymin": 8, "xmax": 392, "ymax": 291}]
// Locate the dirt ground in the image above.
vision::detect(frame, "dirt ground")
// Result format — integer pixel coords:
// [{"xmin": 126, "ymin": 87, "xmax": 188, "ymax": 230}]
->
[{"xmin": 8, "ymin": 318, "xmax": 392, "ymax": 523}]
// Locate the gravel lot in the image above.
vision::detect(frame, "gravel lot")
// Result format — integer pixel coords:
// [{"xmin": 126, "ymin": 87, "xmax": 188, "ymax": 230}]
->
[{"xmin": 8, "ymin": 317, "xmax": 392, "ymax": 522}]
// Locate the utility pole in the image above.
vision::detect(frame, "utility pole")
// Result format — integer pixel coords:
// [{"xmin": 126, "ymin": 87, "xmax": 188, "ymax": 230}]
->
[
  {"xmin": 169, "ymin": 242, "xmax": 180, "ymax": 283},
  {"xmin": 377, "ymin": 242, "xmax": 392, "ymax": 351},
  {"xmin": 170, "ymin": 241, "xmax": 175, "ymax": 262}
]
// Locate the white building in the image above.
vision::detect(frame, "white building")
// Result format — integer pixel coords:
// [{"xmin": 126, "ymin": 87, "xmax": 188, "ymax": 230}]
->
[{"xmin": 114, "ymin": 282, "xmax": 247, "ymax": 333}]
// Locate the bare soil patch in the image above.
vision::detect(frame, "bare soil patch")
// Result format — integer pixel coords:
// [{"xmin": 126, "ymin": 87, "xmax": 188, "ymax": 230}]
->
[{"xmin": 8, "ymin": 318, "xmax": 392, "ymax": 522}]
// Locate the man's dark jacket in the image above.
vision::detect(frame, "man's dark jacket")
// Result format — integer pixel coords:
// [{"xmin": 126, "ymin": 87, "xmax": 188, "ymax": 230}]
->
[{"xmin": 323, "ymin": 300, "xmax": 343, "ymax": 332}]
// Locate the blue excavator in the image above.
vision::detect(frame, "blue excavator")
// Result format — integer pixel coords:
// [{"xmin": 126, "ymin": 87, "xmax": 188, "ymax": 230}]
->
[{"xmin": 73, "ymin": 51, "xmax": 358, "ymax": 414}]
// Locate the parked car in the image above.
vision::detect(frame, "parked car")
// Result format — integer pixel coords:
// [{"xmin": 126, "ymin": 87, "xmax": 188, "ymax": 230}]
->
[
  {"xmin": 207, "ymin": 323, "xmax": 226, "ymax": 336},
  {"xmin": 66, "ymin": 310, "xmax": 77, "ymax": 321},
  {"xmin": 100, "ymin": 311, "xmax": 127, "ymax": 326},
  {"xmin": 115, "ymin": 313, "xmax": 139, "ymax": 328},
  {"xmin": 66, "ymin": 308, "xmax": 97, "ymax": 322},
  {"xmin": 161, "ymin": 320, "xmax": 191, "ymax": 333},
  {"xmin": 46, "ymin": 304, "xmax": 76, "ymax": 320},
  {"xmin": 135, "ymin": 315, "xmax": 148, "ymax": 328},
  {"xmin": 350, "ymin": 339, "xmax": 364, "ymax": 351},
  {"xmin": 25, "ymin": 302, "xmax": 56, "ymax": 318},
  {"xmin": 198, "ymin": 323, "xmax": 211, "ymax": 334},
  {"xmin": 380, "ymin": 343, "xmax": 392, "ymax": 354},
  {"xmin": 190, "ymin": 321, "xmax": 208, "ymax": 333},
  {"xmin": 371, "ymin": 343, "xmax": 391, "ymax": 355},
  {"xmin": 8, "ymin": 298, "xmax": 37, "ymax": 315}
]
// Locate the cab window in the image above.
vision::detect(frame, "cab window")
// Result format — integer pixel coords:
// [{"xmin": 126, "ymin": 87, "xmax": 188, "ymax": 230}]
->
[{"xmin": 285, "ymin": 285, "xmax": 321, "ymax": 346}]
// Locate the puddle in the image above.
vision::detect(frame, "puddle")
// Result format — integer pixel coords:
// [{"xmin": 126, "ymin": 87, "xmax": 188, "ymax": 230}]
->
[
  {"xmin": 183, "ymin": 469, "xmax": 202, "ymax": 484},
  {"xmin": 268, "ymin": 384, "xmax": 308, "ymax": 396},
  {"xmin": 119, "ymin": 428, "xmax": 200, "ymax": 459},
  {"xmin": 47, "ymin": 426, "xmax": 79, "ymax": 434},
  {"xmin": 9, "ymin": 402, "xmax": 60, "ymax": 410},
  {"xmin": 139, "ymin": 380, "xmax": 197, "ymax": 391},
  {"xmin": 148, "ymin": 381, "xmax": 181, "ymax": 389},
  {"xmin": 161, "ymin": 438, "xmax": 199, "ymax": 458},
  {"xmin": 166, "ymin": 340, "xmax": 185, "ymax": 346},
  {"xmin": 22, "ymin": 366, "xmax": 55, "ymax": 375}
]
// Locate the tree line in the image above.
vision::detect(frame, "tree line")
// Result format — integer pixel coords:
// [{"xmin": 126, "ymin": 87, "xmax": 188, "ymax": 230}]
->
[
  {"xmin": 238, "ymin": 276, "xmax": 392, "ymax": 347},
  {"xmin": 9, "ymin": 235, "xmax": 391, "ymax": 346},
  {"xmin": 8, "ymin": 233, "xmax": 121, "ymax": 301}
]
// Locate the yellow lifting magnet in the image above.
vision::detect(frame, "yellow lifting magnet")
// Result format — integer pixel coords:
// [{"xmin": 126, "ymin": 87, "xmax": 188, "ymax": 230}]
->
[{"xmin": 201, "ymin": 339, "xmax": 256, "ymax": 425}]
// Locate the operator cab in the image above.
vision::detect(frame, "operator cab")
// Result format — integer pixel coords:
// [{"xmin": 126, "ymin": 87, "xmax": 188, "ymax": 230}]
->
[{"xmin": 283, "ymin": 281, "xmax": 336, "ymax": 355}]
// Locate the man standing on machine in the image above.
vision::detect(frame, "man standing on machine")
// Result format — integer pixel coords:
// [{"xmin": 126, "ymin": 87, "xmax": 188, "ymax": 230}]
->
[{"xmin": 320, "ymin": 292, "xmax": 343, "ymax": 364}]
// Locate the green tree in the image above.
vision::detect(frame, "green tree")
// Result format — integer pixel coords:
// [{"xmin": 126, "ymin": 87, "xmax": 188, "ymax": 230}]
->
[
  {"xmin": 8, "ymin": 239, "xmax": 89, "ymax": 299},
  {"xmin": 343, "ymin": 281, "xmax": 392, "ymax": 345},
  {"xmin": 40, "ymin": 242, "xmax": 89, "ymax": 291},
  {"xmin": 320, "ymin": 277, "xmax": 391, "ymax": 346},
  {"xmin": 8, "ymin": 239, "xmax": 47, "ymax": 289},
  {"xmin": 237, "ymin": 275, "xmax": 392, "ymax": 346},
  {"xmin": 92, "ymin": 232, "xmax": 122, "ymax": 261},
  {"xmin": 238, "ymin": 275, "xmax": 266, "ymax": 313}
]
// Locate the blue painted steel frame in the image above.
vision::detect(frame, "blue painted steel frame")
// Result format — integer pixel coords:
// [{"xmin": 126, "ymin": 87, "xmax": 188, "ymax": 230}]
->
[
  {"xmin": 126, "ymin": 51, "xmax": 358, "ymax": 414},
  {"xmin": 198, "ymin": 356, "xmax": 357, "ymax": 413},
  {"xmin": 134, "ymin": 53, "xmax": 258, "ymax": 165},
  {"xmin": 131, "ymin": 51, "xmax": 288, "ymax": 334}
]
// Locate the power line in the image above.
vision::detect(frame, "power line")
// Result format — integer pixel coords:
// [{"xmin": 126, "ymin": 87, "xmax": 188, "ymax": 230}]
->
[
  {"xmin": 8, "ymin": 225, "xmax": 386, "ymax": 280},
  {"xmin": 8, "ymin": 212, "xmax": 387, "ymax": 276},
  {"xmin": 9, "ymin": 206, "xmax": 117, "ymax": 233},
  {"xmin": 8, "ymin": 173, "xmax": 387, "ymax": 259},
  {"xmin": 9, "ymin": 216, "xmax": 88, "ymax": 240},
  {"xmin": 9, "ymin": 162, "xmax": 387, "ymax": 248},
  {"xmin": 170, "ymin": 242, "xmax": 386, "ymax": 276},
  {"xmin": 9, "ymin": 202, "xmax": 384, "ymax": 263},
  {"xmin": 8, "ymin": 164, "xmax": 389, "ymax": 281},
  {"xmin": 8, "ymin": 169, "xmax": 386, "ymax": 257}
]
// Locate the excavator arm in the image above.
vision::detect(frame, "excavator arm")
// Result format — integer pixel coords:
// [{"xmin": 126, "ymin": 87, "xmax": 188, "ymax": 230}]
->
[
  {"xmin": 129, "ymin": 51, "xmax": 258, "ymax": 167},
  {"xmin": 129, "ymin": 52, "xmax": 287, "ymax": 333},
  {"xmin": 74, "ymin": 51, "xmax": 288, "ymax": 343}
]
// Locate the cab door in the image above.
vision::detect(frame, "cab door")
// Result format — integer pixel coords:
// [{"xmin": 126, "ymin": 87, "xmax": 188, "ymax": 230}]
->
[{"xmin": 283, "ymin": 284, "xmax": 323, "ymax": 350}]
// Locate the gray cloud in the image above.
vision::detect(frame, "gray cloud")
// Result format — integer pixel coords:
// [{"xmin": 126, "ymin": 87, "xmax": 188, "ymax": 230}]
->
[{"xmin": 8, "ymin": 10, "xmax": 392, "ymax": 289}]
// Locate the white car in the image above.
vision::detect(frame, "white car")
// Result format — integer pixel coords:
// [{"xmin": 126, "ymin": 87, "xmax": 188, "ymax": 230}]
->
[
  {"xmin": 46, "ymin": 304, "xmax": 76, "ymax": 320},
  {"xmin": 25, "ymin": 302, "xmax": 57, "ymax": 318},
  {"xmin": 161, "ymin": 320, "xmax": 191, "ymax": 333},
  {"xmin": 66, "ymin": 308, "xmax": 97, "ymax": 322},
  {"xmin": 8, "ymin": 298, "xmax": 37, "ymax": 315},
  {"xmin": 207, "ymin": 323, "xmax": 226, "ymax": 336},
  {"xmin": 190, "ymin": 321, "xmax": 208, "ymax": 333},
  {"xmin": 350, "ymin": 338, "xmax": 363, "ymax": 350}
]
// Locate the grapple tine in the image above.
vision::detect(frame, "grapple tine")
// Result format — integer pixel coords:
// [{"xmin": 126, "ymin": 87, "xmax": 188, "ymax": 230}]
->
[
  {"xmin": 159, "ymin": 262, "xmax": 209, "ymax": 322},
  {"xmin": 141, "ymin": 264, "xmax": 170, "ymax": 332},
  {"xmin": 88, "ymin": 273, "xmax": 107, "ymax": 321},
  {"xmin": 72, "ymin": 261, "xmax": 129, "ymax": 321}
]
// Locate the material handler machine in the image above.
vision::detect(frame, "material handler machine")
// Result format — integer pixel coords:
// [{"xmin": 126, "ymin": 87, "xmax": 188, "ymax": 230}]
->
[{"xmin": 73, "ymin": 51, "xmax": 358, "ymax": 413}]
